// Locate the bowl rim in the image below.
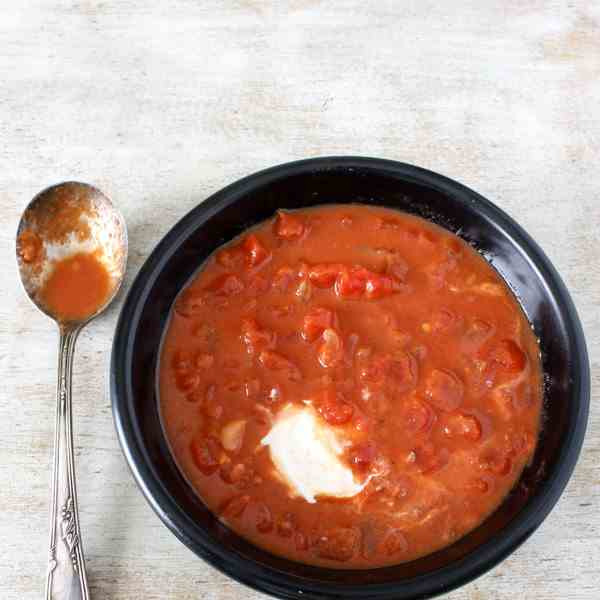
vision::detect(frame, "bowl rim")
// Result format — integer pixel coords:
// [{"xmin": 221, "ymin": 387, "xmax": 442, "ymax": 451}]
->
[{"xmin": 111, "ymin": 156, "xmax": 590, "ymax": 599}]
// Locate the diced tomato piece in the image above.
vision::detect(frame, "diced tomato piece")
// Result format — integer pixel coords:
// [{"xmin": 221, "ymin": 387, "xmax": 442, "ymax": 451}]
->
[
  {"xmin": 174, "ymin": 287, "xmax": 206, "ymax": 317},
  {"xmin": 242, "ymin": 234, "xmax": 271, "ymax": 268},
  {"xmin": 265, "ymin": 384, "xmax": 282, "ymax": 403},
  {"xmin": 219, "ymin": 461, "xmax": 252, "ymax": 487},
  {"xmin": 256, "ymin": 503, "xmax": 274, "ymax": 533},
  {"xmin": 275, "ymin": 211, "xmax": 305, "ymax": 240},
  {"xmin": 242, "ymin": 318, "xmax": 276, "ymax": 355},
  {"xmin": 461, "ymin": 319, "xmax": 493, "ymax": 353},
  {"xmin": 361, "ymin": 353, "xmax": 418, "ymax": 394},
  {"xmin": 388, "ymin": 353, "xmax": 419, "ymax": 393},
  {"xmin": 190, "ymin": 436, "xmax": 220, "ymax": 475},
  {"xmin": 431, "ymin": 309, "xmax": 458, "ymax": 333},
  {"xmin": 295, "ymin": 531, "xmax": 309, "ymax": 551},
  {"xmin": 192, "ymin": 323, "xmax": 216, "ymax": 346},
  {"xmin": 203, "ymin": 384, "xmax": 223, "ymax": 418},
  {"xmin": 315, "ymin": 389, "xmax": 354, "ymax": 425},
  {"xmin": 175, "ymin": 371, "xmax": 200, "ymax": 393},
  {"xmin": 272, "ymin": 266, "xmax": 295, "ymax": 292},
  {"xmin": 185, "ymin": 385, "xmax": 205, "ymax": 403},
  {"xmin": 244, "ymin": 379, "xmax": 261, "ymax": 398},
  {"xmin": 317, "ymin": 328, "xmax": 344, "ymax": 368},
  {"xmin": 382, "ymin": 529, "xmax": 408, "ymax": 556},
  {"xmin": 493, "ymin": 456, "xmax": 513, "ymax": 476},
  {"xmin": 376, "ymin": 217, "xmax": 401, "ymax": 230},
  {"xmin": 489, "ymin": 339, "xmax": 526, "ymax": 373},
  {"xmin": 335, "ymin": 266, "xmax": 367, "ymax": 298},
  {"xmin": 403, "ymin": 398, "xmax": 435, "ymax": 434},
  {"xmin": 272, "ymin": 304, "xmax": 293, "ymax": 318},
  {"xmin": 316, "ymin": 528, "xmax": 359, "ymax": 561},
  {"xmin": 444, "ymin": 237, "xmax": 464, "ymax": 257},
  {"xmin": 415, "ymin": 443, "xmax": 449, "ymax": 474},
  {"xmin": 258, "ymin": 350, "xmax": 301, "ymax": 381},
  {"xmin": 172, "ymin": 350, "xmax": 193, "ymax": 373},
  {"xmin": 359, "ymin": 354, "xmax": 388, "ymax": 384},
  {"xmin": 220, "ymin": 494, "xmax": 250, "ymax": 518},
  {"xmin": 216, "ymin": 246, "xmax": 244, "ymax": 270},
  {"xmin": 276, "ymin": 512, "xmax": 296, "ymax": 537},
  {"xmin": 246, "ymin": 275, "xmax": 270, "ymax": 296},
  {"xmin": 302, "ymin": 307, "xmax": 335, "ymax": 342},
  {"xmin": 309, "ymin": 263, "xmax": 343, "ymax": 288},
  {"xmin": 335, "ymin": 266, "xmax": 400, "ymax": 300},
  {"xmin": 443, "ymin": 413, "xmax": 482, "ymax": 441},
  {"xmin": 467, "ymin": 476, "xmax": 493, "ymax": 494},
  {"xmin": 207, "ymin": 273, "xmax": 244, "ymax": 296},
  {"xmin": 388, "ymin": 257, "xmax": 409, "ymax": 281},
  {"xmin": 295, "ymin": 278, "xmax": 313, "ymax": 302},
  {"xmin": 350, "ymin": 442, "xmax": 377, "ymax": 471},
  {"xmin": 480, "ymin": 450, "xmax": 512, "ymax": 476},
  {"xmin": 424, "ymin": 369, "xmax": 464, "ymax": 411},
  {"xmin": 490, "ymin": 386, "xmax": 514, "ymax": 421},
  {"xmin": 364, "ymin": 274, "xmax": 394, "ymax": 299},
  {"xmin": 195, "ymin": 352, "xmax": 215, "ymax": 369},
  {"xmin": 508, "ymin": 431, "xmax": 535, "ymax": 457}
]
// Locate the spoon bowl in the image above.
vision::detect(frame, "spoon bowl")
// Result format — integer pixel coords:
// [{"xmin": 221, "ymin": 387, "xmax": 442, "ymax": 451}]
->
[{"xmin": 16, "ymin": 181, "xmax": 127, "ymax": 326}]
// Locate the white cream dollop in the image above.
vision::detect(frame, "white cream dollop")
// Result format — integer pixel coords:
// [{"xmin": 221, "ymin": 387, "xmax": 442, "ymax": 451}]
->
[{"xmin": 261, "ymin": 403, "xmax": 365, "ymax": 503}]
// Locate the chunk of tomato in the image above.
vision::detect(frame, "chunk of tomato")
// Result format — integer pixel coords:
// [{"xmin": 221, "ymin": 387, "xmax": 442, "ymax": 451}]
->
[
  {"xmin": 315, "ymin": 528, "xmax": 359, "ymax": 561},
  {"xmin": 275, "ymin": 211, "xmax": 305, "ymax": 240},
  {"xmin": 190, "ymin": 436, "xmax": 220, "ymax": 475},
  {"xmin": 424, "ymin": 369, "xmax": 464, "ymax": 411},
  {"xmin": 220, "ymin": 494, "xmax": 250, "ymax": 518},
  {"xmin": 335, "ymin": 266, "xmax": 367, "ymax": 298},
  {"xmin": 317, "ymin": 328, "xmax": 344, "ymax": 368},
  {"xmin": 272, "ymin": 266, "xmax": 295, "ymax": 292},
  {"xmin": 364, "ymin": 274, "xmax": 394, "ymax": 299},
  {"xmin": 174, "ymin": 287, "xmax": 205, "ymax": 317},
  {"xmin": 258, "ymin": 350, "xmax": 301, "ymax": 381},
  {"xmin": 216, "ymin": 246, "xmax": 244, "ymax": 270},
  {"xmin": 314, "ymin": 389, "xmax": 354, "ymax": 425},
  {"xmin": 361, "ymin": 352, "xmax": 418, "ymax": 394},
  {"xmin": 443, "ymin": 413, "xmax": 482, "ymax": 441},
  {"xmin": 308, "ymin": 263, "xmax": 343, "ymax": 288},
  {"xmin": 302, "ymin": 307, "xmax": 335, "ymax": 342},
  {"xmin": 431, "ymin": 309, "xmax": 458, "ymax": 334},
  {"xmin": 242, "ymin": 234, "xmax": 271, "ymax": 268},
  {"xmin": 403, "ymin": 398, "xmax": 435, "ymax": 434},
  {"xmin": 350, "ymin": 441, "xmax": 377, "ymax": 471},
  {"xmin": 255, "ymin": 503, "xmax": 274, "ymax": 533},
  {"xmin": 242, "ymin": 318, "xmax": 276, "ymax": 355},
  {"xmin": 415, "ymin": 443, "xmax": 449, "ymax": 474},
  {"xmin": 175, "ymin": 371, "xmax": 200, "ymax": 393},
  {"xmin": 206, "ymin": 273, "xmax": 244, "ymax": 296},
  {"xmin": 489, "ymin": 339, "xmax": 527, "ymax": 373},
  {"xmin": 382, "ymin": 528, "xmax": 408, "ymax": 556}
]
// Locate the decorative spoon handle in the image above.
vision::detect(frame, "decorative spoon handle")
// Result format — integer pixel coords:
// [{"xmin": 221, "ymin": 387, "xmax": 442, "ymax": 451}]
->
[{"xmin": 46, "ymin": 327, "xmax": 90, "ymax": 600}]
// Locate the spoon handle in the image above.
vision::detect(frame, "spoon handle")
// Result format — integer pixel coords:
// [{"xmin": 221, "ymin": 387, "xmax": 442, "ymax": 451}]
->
[{"xmin": 46, "ymin": 327, "xmax": 90, "ymax": 600}]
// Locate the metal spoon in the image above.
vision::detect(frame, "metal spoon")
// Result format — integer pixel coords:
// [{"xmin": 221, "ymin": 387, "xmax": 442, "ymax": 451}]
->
[{"xmin": 16, "ymin": 182, "xmax": 127, "ymax": 600}]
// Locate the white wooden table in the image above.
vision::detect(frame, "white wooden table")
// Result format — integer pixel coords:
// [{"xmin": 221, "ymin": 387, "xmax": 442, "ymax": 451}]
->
[{"xmin": 1, "ymin": 2, "xmax": 598, "ymax": 598}]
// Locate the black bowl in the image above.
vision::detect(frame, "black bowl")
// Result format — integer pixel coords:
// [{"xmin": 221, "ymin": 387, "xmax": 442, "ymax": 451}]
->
[{"xmin": 111, "ymin": 157, "xmax": 590, "ymax": 599}]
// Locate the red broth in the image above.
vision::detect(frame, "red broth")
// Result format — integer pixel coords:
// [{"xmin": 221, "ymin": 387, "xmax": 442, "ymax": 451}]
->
[{"xmin": 159, "ymin": 205, "xmax": 542, "ymax": 568}]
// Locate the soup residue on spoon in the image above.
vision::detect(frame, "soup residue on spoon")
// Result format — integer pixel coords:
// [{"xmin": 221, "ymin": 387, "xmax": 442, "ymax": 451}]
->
[
  {"xmin": 17, "ymin": 188, "xmax": 118, "ymax": 322},
  {"xmin": 39, "ymin": 251, "xmax": 111, "ymax": 321}
]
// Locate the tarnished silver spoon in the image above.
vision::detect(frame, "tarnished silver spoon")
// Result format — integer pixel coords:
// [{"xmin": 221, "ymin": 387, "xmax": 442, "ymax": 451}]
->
[{"xmin": 16, "ymin": 182, "xmax": 127, "ymax": 600}]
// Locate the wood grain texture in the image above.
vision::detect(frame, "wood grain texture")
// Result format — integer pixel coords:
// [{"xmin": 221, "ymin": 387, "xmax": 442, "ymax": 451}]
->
[{"xmin": 1, "ymin": 1, "xmax": 598, "ymax": 598}]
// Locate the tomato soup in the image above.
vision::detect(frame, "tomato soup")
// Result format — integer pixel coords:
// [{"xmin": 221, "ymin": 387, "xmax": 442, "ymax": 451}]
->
[
  {"xmin": 159, "ymin": 205, "xmax": 542, "ymax": 568},
  {"xmin": 40, "ymin": 251, "xmax": 111, "ymax": 321}
]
